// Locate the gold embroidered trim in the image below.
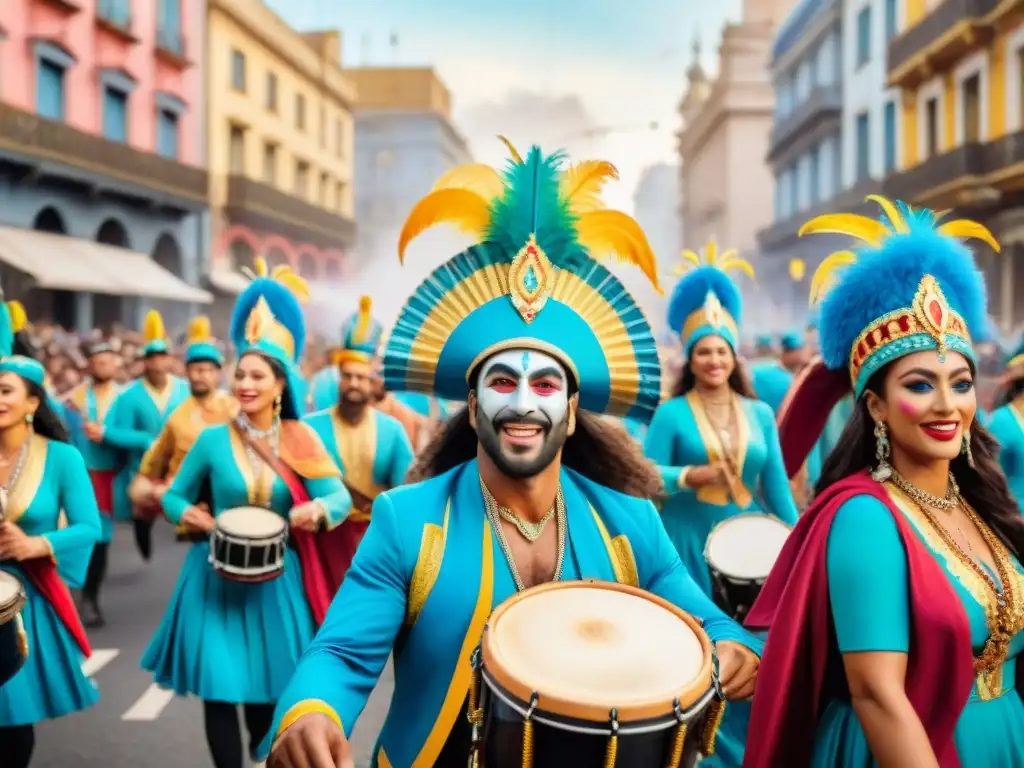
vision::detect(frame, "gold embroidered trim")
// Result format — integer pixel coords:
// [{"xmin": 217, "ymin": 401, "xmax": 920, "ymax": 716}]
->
[
  {"xmin": 4, "ymin": 435, "xmax": 47, "ymax": 526},
  {"xmin": 406, "ymin": 500, "xmax": 450, "ymax": 626},
  {"xmin": 684, "ymin": 391, "xmax": 752, "ymax": 508},
  {"xmin": 590, "ymin": 505, "xmax": 639, "ymax": 587}
]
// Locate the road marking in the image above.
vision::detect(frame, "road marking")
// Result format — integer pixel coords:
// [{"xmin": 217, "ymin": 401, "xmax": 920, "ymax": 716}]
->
[
  {"xmin": 122, "ymin": 684, "xmax": 176, "ymax": 722},
  {"xmin": 81, "ymin": 648, "xmax": 119, "ymax": 678}
]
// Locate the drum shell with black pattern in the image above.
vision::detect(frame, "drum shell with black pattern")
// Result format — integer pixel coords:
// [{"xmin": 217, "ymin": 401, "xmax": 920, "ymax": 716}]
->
[
  {"xmin": 0, "ymin": 572, "xmax": 27, "ymax": 686},
  {"xmin": 209, "ymin": 507, "xmax": 288, "ymax": 583}
]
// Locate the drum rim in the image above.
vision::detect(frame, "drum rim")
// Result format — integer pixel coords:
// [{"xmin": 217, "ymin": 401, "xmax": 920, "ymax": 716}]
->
[
  {"xmin": 480, "ymin": 579, "xmax": 713, "ymax": 723},
  {"xmin": 215, "ymin": 507, "xmax": 288, "ymax": 538},
  {"xmin": 0, "ymin": 573, "xmax": 26, "ymax": 624},
  {"xmin": 703, "ymin": 512, "xmax": 792, "ymax": 573}
]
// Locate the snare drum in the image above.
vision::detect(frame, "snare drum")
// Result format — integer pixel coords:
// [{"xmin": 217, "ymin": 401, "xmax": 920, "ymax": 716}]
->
[
  {"xmin": 705, "ymin": 513, "xmax": 791, "ymax": 621},
  {"xmin": 471, "ymin": 581, "xmax": 724, "ymax": 768},
  {"xmin": 209, "ymin": 507, "xmax": 288, "ymax": 583},
  {"xmin": 0, "ymin": 572, "xmax": 28, "ymax": 686}
]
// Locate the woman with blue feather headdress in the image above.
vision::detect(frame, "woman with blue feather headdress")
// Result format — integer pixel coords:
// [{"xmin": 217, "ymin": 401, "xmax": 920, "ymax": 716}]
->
[
  {"xmin": 0, "ymin": 300, "xmax": 102, "ymax": 767},
  {"xmin": 142, "ymin": 259, "xmax": 352, "ymax": 768},
  {"xmin": 644, "ymin": 239, "xmax": 799, "ymax": 768},
  {"xmin": 745, "ymin": 196, "xmax": 1024, "ymax": 767}
]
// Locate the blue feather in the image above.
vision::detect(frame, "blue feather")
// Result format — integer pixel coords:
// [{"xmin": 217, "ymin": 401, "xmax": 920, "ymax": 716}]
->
[
  {"xmin": 779, "ymin": 331, "xmax": 805, "ymax": 351},
  {"xmin": 0, "ymin": 302, "xmax": 13, "ymax": 358},
  {"xmin": 667, "ymin": 266, "xmax": 743, "ymax": 333},
  {"xmin": 229, "ymin": 278, "xmax": 306, "ymax": 361}
]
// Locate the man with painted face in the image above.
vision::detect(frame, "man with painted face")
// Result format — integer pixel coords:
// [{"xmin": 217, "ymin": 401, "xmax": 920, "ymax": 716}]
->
[{"xmin": 261, "ymin": 144, "xmax": 763, "ymax": 768}]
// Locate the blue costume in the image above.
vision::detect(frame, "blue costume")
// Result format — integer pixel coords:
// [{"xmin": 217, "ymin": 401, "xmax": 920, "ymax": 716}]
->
[
  {"xmin": 260, "ymin": 144, "xmax": 763, "ymax": 765},
  {"xmin": 307, "ymin": 366, "xmax": 339, "ymax": 412},
  {"xmin": 988, "ymin": 340, "xmax": 1024, "ymax": 501}
]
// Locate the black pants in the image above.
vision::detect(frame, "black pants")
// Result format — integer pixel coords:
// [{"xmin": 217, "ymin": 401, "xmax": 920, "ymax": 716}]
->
[
  {"xmin": 83, "ymin": 541, "xmax": 108, "ymax": 606},
  {"xmin": 0, "ymin": 724, "xmax": 34, "ymax": 768},
  {"xmin": 203, "ymin": 700, "xmax": 275, "ymax": 768}
]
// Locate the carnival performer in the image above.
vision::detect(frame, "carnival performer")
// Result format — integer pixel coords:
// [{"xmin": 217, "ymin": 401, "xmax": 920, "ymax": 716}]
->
[
  {"xmin": 369, "ymin": 356, "xmax": 431, "ymax": 446},
  {"xmin": 128, "ymin": 316, "xmax": 236, "ymax": 537},
  {"xmin": 102, "ymin": 310, "xmax": 188, "ymax": 561},
  {"xmin": 984, "ymin": 340, "xmax": 1024, "ymax": 501},
  {"xmin": 745, "ymin": 196, "xmax": 1024, "ymax": 767},
  {"xmin": 303, "ymin": 296, "xmax": 414, "ymax": 589},
  {"xmin": 62, "ymin": 338, "xmax": 124, "ymax": 628},
  {"xmin": 142, "ymin": 260, "xmax": 351, "ymax": 768},
  {"xmin": 0, "ymin": 303, "xmax": 102, "ymax": 768},
  {"xmin": 262, "ymin": 143, "xmax": 762, "ymax": 768},
  {"xmin": 306, "ymin": 355, "xmax": 339, "ymax": 412}
]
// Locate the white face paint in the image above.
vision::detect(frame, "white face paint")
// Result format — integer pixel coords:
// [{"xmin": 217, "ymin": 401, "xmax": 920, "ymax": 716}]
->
[{"xmin": 476, "ymin": 348, "xmax": 569, "ymax": 428}]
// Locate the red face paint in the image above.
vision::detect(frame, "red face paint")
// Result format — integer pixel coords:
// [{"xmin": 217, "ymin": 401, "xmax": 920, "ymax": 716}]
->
[{"xmin": 896, "ymin": 398, "xmax": 920, "ymax": 419}]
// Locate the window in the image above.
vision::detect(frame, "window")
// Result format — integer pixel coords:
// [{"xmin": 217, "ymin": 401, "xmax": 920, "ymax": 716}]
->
[
  {"xmin": 231, "ymin": 49, "xmax": 246, "ymax": 92},
  {"xmin": 788, "ymin": 164, "xmax": 798, "ymax": 213},
  {"xmin": 925, "ymin": 97, "xmax": 939, "ymax": 157},
  {"xmin": 319, "ymin": 106, "xmax": 326, "ymax": 148},
  {"xmin": 809, "ymin": 144, "xmax": 820, "ymax": 205},
  {"xmin": 856, "ymin": 7, "xmax": 871, "ymax": 67},
  {"xmin": 157, "ymin": 0, "xmax": 182, "ymax": 53},
  {"xmin": 229, "ymin": 125, "xmax": 245, "ymax": 173},
  {"xmin": 962, "ymin": 73, "xmax": 981, "ymax": 142},
  {"xmin": 884, "ymin": 0, "xmax": 897, "ymax": 40},
  {"xmin": 1018, "ymin": 48, "xmax": 1024, "ymax": 127},
  {"xmin": 856, "ymin": 112, "xmax": 870, "ymax": 181},
  {"xmin": 102, "ymin": 87, "xmax": 128, "ymax": 142},
  {"xmin": 36, "ymin": 59, "xmax": 65, "ymax": 120},
  {"xmin": 294, "ymin": 160, "xmax": 310, "ymax": 197},
  {"xmin": 335, "ymin": 181, "xmax": 346, "ymax": 211},
  {"xmin": 883, "ymin": 100, "xmax": 897, "ymax": 173},
  {"xmin": 265, "ymin": 72, "xmax": 277, "ymax": 112},
  {"xmin": 320, "ymin": 171, "xmax": 329, "ymax": 203},
  {"xmin": 334, "ymin": 118, "xmax": 343, "ymax": 157},
  {"xmin": 263, "ymin": 142, "xmax": 278, "ymax": 184},
  {"xmin": 98, "ymin": 0, "xmax": 131, "ymax": 27},
  {"xmin": 295, "ymin": 94, "xmax": 306, "ymax": 130},
  {"xmin": 156, "ymin": 109, "xmax": 178, "ymax": 158}
]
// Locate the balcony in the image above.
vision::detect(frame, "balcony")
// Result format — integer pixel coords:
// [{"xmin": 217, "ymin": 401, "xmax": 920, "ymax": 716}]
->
[
  {"xmin": 767, "ymin": 87, "xmax": 842, "ymax": 164},
  {"xmin": 887, "ymin": 0, "xmax": 998, "ymax": 89},
  {"xmin": 882, "ymin": 142, "xmax": 993, "ymax": 207},
  {"xmin": 95, "ymin": 0, "xmax": 138, "ymax": 43},
  {"xmin": 756, "ymin": 178, "xmax": 883, "ymax": 251},
  {"xmin": 0, "ymin": 103, "xmax": 207, "ymax": 212},
  {"xmin": 224, "ymin": 175, "xmax": 357, "ymax": 247},
  {"xmin": 155, "ymin": 27, "xmax": 190, "ymax": 68}
]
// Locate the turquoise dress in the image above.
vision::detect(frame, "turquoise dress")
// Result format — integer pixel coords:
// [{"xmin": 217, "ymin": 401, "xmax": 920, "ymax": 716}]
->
[
  {"xmin": 644, "ymin": 391, "xmax": 799, "ymax": 768},
  {"xmin": 988, "ymin": 401, "xmax": 1024, "ymax": 502},
  {"xmin": 104, "ymin": 376, "xmax": 189, "ymax": 521},
  {"xmin": 0, "ymin": 436, "xmax": 101, "ymax": 725},
  {"xmin": 751, "ymin": 362, "xmax": 793, "ymax": 414},
  {"xmin": 813, "ymin": 490, "xmax": 1024, "ymax": 766},
  {"xmin": 307, "ymin": 367, "xmax": 340, "ymax": 412},
  {"xmin": 142, "ymin": 422, "xmax": 351, "ymax": 704},
  {"xmin": 395, "ymin": 391, "xmax": 447, "ymax": 421}
]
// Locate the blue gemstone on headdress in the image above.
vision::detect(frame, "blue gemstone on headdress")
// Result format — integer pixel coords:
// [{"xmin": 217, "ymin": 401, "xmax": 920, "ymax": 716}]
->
[{"xmin": 524, "ymin": 265, "xmax": 539, "ymax": 292}]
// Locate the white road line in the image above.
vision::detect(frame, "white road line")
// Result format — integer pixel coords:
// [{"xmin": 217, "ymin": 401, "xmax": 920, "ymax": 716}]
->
[
  {"xmin": 81, "ymin": 648, "xmax": 119, "ymax": 678},
  {"xmin": 122, "ymin": 683, "xmax": 176, "ymax": 722}
]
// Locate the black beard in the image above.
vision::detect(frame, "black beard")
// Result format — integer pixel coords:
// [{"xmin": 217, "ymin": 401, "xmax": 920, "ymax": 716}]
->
[
  {"xmin": 341, "ymin": 388, "xmax": 367, "ymax": 405},
  {"xmin": 475, "ymin": 402, "xmax": 568, "ymax": 478}
]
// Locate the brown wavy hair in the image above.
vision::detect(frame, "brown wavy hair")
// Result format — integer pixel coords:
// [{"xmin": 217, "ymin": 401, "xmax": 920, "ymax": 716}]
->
[{"xmin": 671, "ymin": 355, "xmax": 757, "ymax": 400}]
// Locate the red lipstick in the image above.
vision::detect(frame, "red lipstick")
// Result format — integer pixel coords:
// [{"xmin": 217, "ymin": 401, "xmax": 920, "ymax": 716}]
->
[{"xmin": 920, "ymin": 421, "xmax": 960, "ymax": 442}]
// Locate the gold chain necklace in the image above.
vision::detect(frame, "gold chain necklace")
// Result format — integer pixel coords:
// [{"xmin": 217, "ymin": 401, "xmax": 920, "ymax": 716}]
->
[
  {"xmin": 480, "ymin": 479, "xmax": 565, "ymax": 592},
  {"xmin": 484, "ymin": 485, "xmax": 557, "ymax": 543},
  {"xmin": 889, "ymin": 468, "xmax": 958, "ymax": 511}
]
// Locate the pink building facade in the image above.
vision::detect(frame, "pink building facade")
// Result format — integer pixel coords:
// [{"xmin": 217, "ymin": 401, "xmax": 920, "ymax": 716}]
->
[{"xmin": 0, "ymin": 0, "xmax": 210, "ymax": 332}]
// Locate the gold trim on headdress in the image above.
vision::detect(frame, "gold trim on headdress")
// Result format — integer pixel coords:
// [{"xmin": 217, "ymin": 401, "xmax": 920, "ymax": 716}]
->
[
  {"xmin": 673, "ymin": 239, "xmax": 754, "ymax": 345},
  {"xmin": 244, "ymin": 296, "xmax": 296, "ymax": 360}
]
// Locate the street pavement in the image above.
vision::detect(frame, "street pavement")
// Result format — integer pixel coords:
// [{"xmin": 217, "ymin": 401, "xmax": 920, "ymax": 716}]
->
[{"xmin": 33, "ymin": 522, "xmax": 392, "ymax": 768}]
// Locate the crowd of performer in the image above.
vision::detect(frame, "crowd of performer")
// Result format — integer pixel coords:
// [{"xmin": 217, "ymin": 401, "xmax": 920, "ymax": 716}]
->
[{"xmin": 1, "ymin": 140, "xmax": 1023, "ymax": 768}]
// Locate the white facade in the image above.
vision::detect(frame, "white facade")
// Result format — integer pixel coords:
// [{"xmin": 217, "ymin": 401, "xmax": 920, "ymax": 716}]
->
[
  {"xmin": 632, "ymin": 163, "xmax": 681, "ymax": 339},
  {"xmin": 840, "ymin": 0, "xmax": 901, "ymax": 188}
]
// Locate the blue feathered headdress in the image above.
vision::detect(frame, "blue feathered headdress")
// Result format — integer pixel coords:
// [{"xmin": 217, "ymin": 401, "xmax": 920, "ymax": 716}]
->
[
  {"xmin": 779, "ymin": 330, "xmax": 805, "ymax": 352},
  {"xmin": 336, "ymin": 296, "xmax": 383, "ymax": 365},
  {"xmin": 802, "ymin": 195, "xmax": 997, "ymax": 395},
  {"xmin": 0, "ymin": 299, "xmax": 44, "ymax": 387},
  {"xmin": 667, "ymin": 240, "xmax": 755, "ymax": 355}
]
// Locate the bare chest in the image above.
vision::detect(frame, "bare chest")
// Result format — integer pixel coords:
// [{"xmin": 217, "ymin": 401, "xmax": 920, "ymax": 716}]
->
[{"xmin": 498, "ymin": 518, "xmax": 561, "ymax": 590}]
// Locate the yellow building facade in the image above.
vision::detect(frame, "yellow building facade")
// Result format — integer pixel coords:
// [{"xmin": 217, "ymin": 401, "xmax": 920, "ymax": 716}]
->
[
  {"xmin": 206, "ymin": 0, "xmax": 356, "ymax": 296},
  {"xmin": 885, "ymin": 0, "xmax": 1024, "ymax": 325}
]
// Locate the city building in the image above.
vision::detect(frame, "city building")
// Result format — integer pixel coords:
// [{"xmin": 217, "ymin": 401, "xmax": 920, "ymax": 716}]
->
[
  {"xmin": 632, "ymin": 162, "xmax": 682, "ymax": 339},
  {"xmin": 205, "ymin": 0, "xmax": 357, "ymax": 323},
  {"xmin": 348, "ymin": 66, "xmax": 471, "ymax": 273},
  {"xmin": 0, "ymin": 0, "xmax": 211, "ymax": 332},
  {"xmin": 882, "ymin": 0, "xmax": 1024, "ymax": 328},
  {"xmin": 677, "ymin": 0, "xmax": 796, "ymax": 331}
]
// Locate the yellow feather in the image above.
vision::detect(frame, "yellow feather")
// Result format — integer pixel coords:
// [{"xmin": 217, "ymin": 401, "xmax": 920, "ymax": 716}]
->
[
  {"xmin": 254, "ymin": 257, "xmax": 268, "ymax": 277},
  {"xmin": 142, "ymin": 309, "xmax": 166, "ymax": 344},
  {"xmin": 278, "ymin": 273, "xmax": 310, "ymax": 303},
  {"xmin": 497, "ymin": 135, "xmax": 523, "ymax": 164},
  {"xmin": 937, "ymin": 219, "xmax": 1001, "ymax": 253},
  {"xmin": 6, "ymin": 301, "xmax": 26, "ymax": 333},
  {"xmin": 352, "ymin": 295, "xmax": 372, "ymax": 344},
  {"xmin": 432, "ymin": 163, "xmax": 506, "ymax": 202},
  {"xmin": 681, "ymin": 249, "xmax": 702, "ymax": 266},
  {"xmin": 799, "ymin": 213, "xmax": 891, "ymax": 248},
  {"xmin": 187, "ymin": 315, "xmax": 211, "ymax": 343},
  {"xmin": 558, "ymin": 160, "xmax": 619, "ymax": 215},
  {"xmin": 809, "ymin": 250, "xmax": 857, "ymax": 304},
  {"xmin": 574, "ymin": 209, "xmax": 662, "ymax": 293},
  {"xmin": 398, "ymin": 189, "xmax": 493, "ymax": 263},
  {"xmin": 865, "ymin": 194, "xmax": 909, "ymax": 233},
  {"xmin": 718, "ymin": 257, "xmax": 757, "ymax": 282},
  {"xmin": 704, "ymin": 239, "xmax": 719, "ymax": 264}
]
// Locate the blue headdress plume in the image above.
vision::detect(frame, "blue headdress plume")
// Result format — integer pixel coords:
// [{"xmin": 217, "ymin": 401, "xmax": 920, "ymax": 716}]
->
[
  {"xmin": 779, "ymin": 331, "xmax": 805, "ymax": 352},
  {"xmin": 0, "ymin": 300, "xmax": 12, "ymax": 359},
  {"xmin": 0, "ymin": 299, "xmax": 44, "ymax": 386}
]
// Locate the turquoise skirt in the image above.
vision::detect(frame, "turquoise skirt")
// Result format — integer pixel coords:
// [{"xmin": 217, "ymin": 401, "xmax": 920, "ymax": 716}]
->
[
  {"xmin": 142, "ymin": 543, "xmax": 315, "ymax": 704},
  {"xmin": 0, "ymin": 564, "xmax": 99, "ymax": 726}
]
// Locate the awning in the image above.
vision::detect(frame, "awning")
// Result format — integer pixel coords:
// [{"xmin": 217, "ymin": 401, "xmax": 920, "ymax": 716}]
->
[
  {"xmin": 208, "ymin": 266, "xmax": 251, "ymax": 295},
  {"xmin": 0, "ymin": 225, "xmax": 212, "ymax": 303}
]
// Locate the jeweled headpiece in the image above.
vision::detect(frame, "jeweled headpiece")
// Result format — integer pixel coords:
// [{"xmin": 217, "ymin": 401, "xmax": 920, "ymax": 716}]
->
[
  {"xmin": 383, "ymin": 139, "xmax": 663, "ymax": 421},
  {"xmin": 335, "ymin": 296, "xmax": 383, "ymax": 366}
]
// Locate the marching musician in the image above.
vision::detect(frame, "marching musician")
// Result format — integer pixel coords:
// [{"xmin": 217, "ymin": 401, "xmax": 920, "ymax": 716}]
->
[
  {"xmin": 262, "ymin": 143, "xmax": 762, "ymax": 768},
  {"xmin": 303, "ymin": 296, "xmax": 414, "ymax": 589},
  {"xmin": 128, "ymin": 316, "xmax": 236, "ymax": 535},
  {"xmin": 101, "ymin": 310, "xmax": 189, "ymax": 561},
  {"xmin": 643, "ymin": 243, "xmax": 798, "ymax": 767},
  {"xmin": 142, "ymin": 260, "xmax": 351, "ymax": 768},
  {"xmin": 63, "ymin": 338, "xmax": 124, "ymax": 628},
  {"xmin": 747, "ymin": 197, "xmax": 1024, "ymax": 766},
  {"xmin": 0, "ymin": 302, "xmax": 102, "ymax": 768}
]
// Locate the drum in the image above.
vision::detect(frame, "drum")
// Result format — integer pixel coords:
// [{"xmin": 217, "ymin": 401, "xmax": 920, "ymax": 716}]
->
[
  {"xmin": 705, "ymin": 513, "xmax": 791, "ymax": 622},
  {"xmin": 0, "ymin": 571, "xmax": 28, "ymax": 686},
  {"xmin": 209, "ymin": 507, "xmax": 288, "ymax": 583},
  {"xmin": 471, "ymin": 581, "xmax": 724, "ymax": 768}
]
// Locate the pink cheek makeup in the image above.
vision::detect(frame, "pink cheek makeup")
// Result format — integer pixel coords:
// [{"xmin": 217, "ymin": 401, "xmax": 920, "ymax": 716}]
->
[{"xmin": 896, "ymin": 398, "xmax": 920, "ymax": 419}]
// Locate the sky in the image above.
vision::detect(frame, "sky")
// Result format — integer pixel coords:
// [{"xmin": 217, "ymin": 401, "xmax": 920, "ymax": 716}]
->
[{"xmin": 265, "ymin": 0, "xmax": 743, "ymax": 213}]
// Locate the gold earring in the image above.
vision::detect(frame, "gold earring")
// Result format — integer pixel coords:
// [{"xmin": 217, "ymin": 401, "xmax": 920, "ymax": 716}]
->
[
  {"xmin": 872, "ymin": 421, "xmax": 892, "ymax": 482},
  {"xmin": 25, "ymin": 412, "xmax": 34, "ymax": 426},
  {"xmin": 273, "ymin": 394, "xmax": 282, "ymax": 418},
  {"xmin": 962, "ymin": 428, "xmax": 976, "ymax": 468}
]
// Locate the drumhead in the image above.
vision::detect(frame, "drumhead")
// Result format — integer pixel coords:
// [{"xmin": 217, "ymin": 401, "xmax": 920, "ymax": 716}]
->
[
  {"xmin": 216, "ymin": 507, "xmax": 286, "ymax": 538},
  {"xmin": 0, "ymin": 571, "xmax": 24, "ymax": 609},
  {"xmin": 705, "ymin": 513, "xmax": 791, "ymax": 580},
  {"xmin": 482, "ymin": 581, "xmax": 712, "ymax": 723}
]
